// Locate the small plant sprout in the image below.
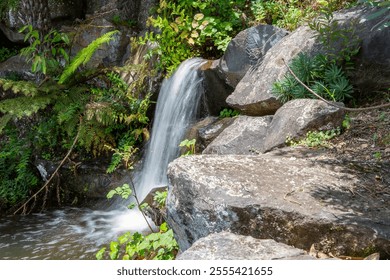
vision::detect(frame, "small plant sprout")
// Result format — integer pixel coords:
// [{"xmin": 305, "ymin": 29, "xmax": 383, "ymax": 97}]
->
[{"xmin": 179, "ymin": 138, "xmax": 196, "ymax": 156}]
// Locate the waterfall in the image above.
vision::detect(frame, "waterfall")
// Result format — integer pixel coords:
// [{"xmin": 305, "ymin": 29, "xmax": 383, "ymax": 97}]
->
[{"xmin": 136, "ymin": 58, "xmax": 206, "ymax": 200}]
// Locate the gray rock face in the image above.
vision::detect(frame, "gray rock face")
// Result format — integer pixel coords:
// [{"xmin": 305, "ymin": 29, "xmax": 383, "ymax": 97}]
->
[
  {"xmin": 177, "ymin": 232, "xmax": 313, "ymax": 260},
  {"xmin": 226, "ymin": 6, "xmax": 390, "ymax": 116},
  {"xmin": 218, "ymin": 25, "xmax": 289, "ymax": 88},
  {"xmin": 200, "ymin": 60, "xmax": 235, "ymax": 116},
  {"xmin": 167, "ymin": 154, "xmax": 390, "ymax": 257},
  {"xmin": 202, "ymin": 99, "xmax": 344, "ymax": 155},
  {"xmin": 69, "ymin": 18, "xmax": 129, "ymax": 67},
  {"xmin": 263, "ymin": 99, "xmax": 345, "ymax": 152},
  {"xmin": 226, "ymin": 25, "xmax": 317, "ymax": 116},
  {"xmin": 0, "ymin": 0, "xmax": 85, "ymax": 43},
  {"xmin": 203, "ymin": 115, "xmax": 272, "ymax": 155}
]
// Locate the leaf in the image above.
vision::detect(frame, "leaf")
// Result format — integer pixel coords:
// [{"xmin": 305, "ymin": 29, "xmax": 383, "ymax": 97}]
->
[
  {"xmin": 194, "ymin": 13, "xmax": 205, "ymax": 21},
  {"xmin": 95, "ymin": 247, "xmax": 106, "ymax": 260},
  {"xmin": 106, "ymin": 190, "xmax": 116, "ymax": 199},
  {"xmin": 160, "ymin": 222, "xmax": 168, "ymax": 233},
  {"xmin": 59, "ymin": 30, "xmax": 120, "ymax": 84}
]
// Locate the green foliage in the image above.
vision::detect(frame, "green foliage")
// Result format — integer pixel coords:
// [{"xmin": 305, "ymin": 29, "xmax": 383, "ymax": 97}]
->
[
  {"xmin": 96, "ymin": 222, "xmax": 178, "ymax": 260},
  {"xmin": 179, "ymin": 138, "xmax": 196, "ymax": 156},
  {"xmin": 308, "ymin": 1, "xmax": 361, "ymax": 68},
  {"xmin": 139, "ymin": 0, "xmax": 249, "ymax": 74},
  {"xmin": 0, "ymin": 29, "xmax": 152, "ymax": 211},
  {"xmin": 59, "ymin": 30, "xmax": 119, "ymax": 84},
  {"xmin": 219, "ymin": 108, "xmax": 240, "ymax": 118},
  {"xmin": 19, "ymin": 25, "xmax": 70, "ymax": 77},
  {"xmin": 154, "ymin": 190, "xmax": 168, "ymax": 208},
  {"xmin": 0, "ymin": 128, "xmax": 38, "ymax": 208},
  {"xmin": 272, "ymin": 53, "xmax": 353, "ymax": 103},
  {"xmin": 286, "ymin": 128, "xmax": 341, "ymax": 147},
  {"xmin": 250, "ymin": 0, "xmax": 357, "ymax": 31},
  {"xmin": 0, "ymin": 47, "xmax": 18, "ymax": 62},
  {"xmin": 107, "ymin": 183, "xmax": 132, "ymax": 200},
  {"xmin": 359, "ymin": 0, "xmax": 390, "ymax": 30},
  {"xmin": 0, "ymin": 0, "xmax": 19, "ymax": 18}
]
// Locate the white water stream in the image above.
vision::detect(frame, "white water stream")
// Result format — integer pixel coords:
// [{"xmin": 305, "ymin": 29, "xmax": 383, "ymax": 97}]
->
[{"xmin": 0, "ymin": 58, "xmax": 206, "ymax": 259}]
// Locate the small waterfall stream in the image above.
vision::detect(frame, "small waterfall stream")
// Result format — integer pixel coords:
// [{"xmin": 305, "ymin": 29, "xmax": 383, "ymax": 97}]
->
[
  {"xmin": 136, "ymin": 58, "xmax": 206, "ymax": 199},
  {"xmin": 0, "ymin": 58, "xmax": 206, "ymax": 259}
]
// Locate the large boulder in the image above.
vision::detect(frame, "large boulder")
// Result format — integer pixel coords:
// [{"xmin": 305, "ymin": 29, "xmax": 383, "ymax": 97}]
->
[
  {"xmin": 177, "ymin": 232, "xmax": 314, "ymax": 260},
  {"xmin": 217, "ymin": 25, "xmax": 289, "ymax": 88},
  {"xmin": 68, "ymin": 18, "xmax": 130, "ymax": 68},
  {"xmin": 166, "ymin": 153, "xmax": 390, "ymax": 257},
  {"xmin": 226, "ymin": 6, "xmax": 390, "ymax": 116},
  {"xmin": 262, "ymin": 99, "xmax": 345, "ymax": 152},
  {"xmin": 202, "ymin": 115, "xmax": 272, "ymax": 155},
  {"xmin": 0, "ymin": 0, "xmax": 85, "ymax": 43}
]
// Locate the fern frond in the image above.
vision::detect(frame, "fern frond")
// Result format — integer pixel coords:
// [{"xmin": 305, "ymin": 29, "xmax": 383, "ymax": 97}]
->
[
  {"xmin": 59, "ymin": 30, "xmax": 120, "ymax": 84},
  {"xmin": 0, "ymin": 114, "xmax": 12, "ymax": 134},
  {"xmin": 0, "ymin": 95, "xmax": 53, "ymax": 118},
  {"xmin": 0, "ymin": 78, "xmax": 39, "ymax": 97}
]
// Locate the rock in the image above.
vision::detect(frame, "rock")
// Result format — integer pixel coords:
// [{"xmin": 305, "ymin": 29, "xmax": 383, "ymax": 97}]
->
[
  {"xmin": 203, "ymin": 115, "xmax": 272, "ymax": 155},
  {"xmin": 141, "ymin": 186, "xmax": 167, "ymax": 226},
  {"xmin": 69, "ymin": 18, "xmax": 129, "ymax": 68},
  {"xmin": 218, "ymin": 25, "xmax": 289, "ymax": 88},
  {"xmin": 262, "ymin": 99, "xmax": 345, "ymax": 152},
  {"xmin": 198, "ymin": 117, "xmax": 235, "ymax": 151},
  {"xmin": 166, "ymin": 154, "xmax": 390, "ymax": 257},
  {"xmin": 0, "ymin": 55, "xmax": 34, "ymax": 81},
  {"xmin": 0, "ymin": 0, "xmax": 85, "ymax": 43},
  {"xmin": 226, "ymin": 25, "xmax": 318, "ymax": 116},
  {"xmin": 226, "ymin": 6, "xmax": 390, "ymax": 116},
  {"xmin": 177, "ymin": 232, "xmax": 314, "ymax": 260},
  {"xmin": 200, "ymin": 60, "xmax": 235, "ymax": 116}
]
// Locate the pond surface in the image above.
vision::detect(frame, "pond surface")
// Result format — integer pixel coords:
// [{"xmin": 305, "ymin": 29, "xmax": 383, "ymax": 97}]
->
[{"xmin": 0, "ymin": 207, "xmax": 150, "ymax": 260}]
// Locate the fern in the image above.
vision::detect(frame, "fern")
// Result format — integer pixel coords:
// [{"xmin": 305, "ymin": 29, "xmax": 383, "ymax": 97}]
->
[{"xmin": 59, "ymin": 30, "xmax": 120, "ymax": 84}]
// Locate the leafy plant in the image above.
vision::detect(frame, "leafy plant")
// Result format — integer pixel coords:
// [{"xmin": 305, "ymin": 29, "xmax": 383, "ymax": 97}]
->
[
  {"xmin": 359, "ymin": 0, "xmax": 390, "ymax": 30},
  {"xmin": 19, "ymin": 25, "xmax": 70, "ymax": 77},
  {"xmin": 0, "ymin": 47, "xmax": 18, "ymax": 62},
  {"xmin": 308, "ymin": 1, "xmax": 361, "ymax": 68},
  {"xmin": 250, "ymin": 0, "xmax": 357, "ymax": 31},
  {"xmin": 154, "ymin": 190, "xmax": 168, "ymax": 208},
  {"xmin": 179, "ymin": 138, "xmax": 196, "ymax": 156},
  {"xmin": 0, "ymin": 128, "xmax": 39, "ymax": 208},
  {"xmin": 59, "ymin": 30, "xmax": 119, "ymax": 84},
  {"xmin": 219, "ymin": 108, "xmax": 240, "ymax": 118},
  {"xmin": 286, "ymin": 128, "xmax": 341, "ymax": 147},
  {"xmin": 96, "ymin": 222, "xmax": 178, "ymax": 260},
  {"xmin": 272, "ymin": 53, "xmax": 353, "ymax": 103},
  {"xmin": 139, "ymin": 0, "xmax": 249, "ymax": 74}
]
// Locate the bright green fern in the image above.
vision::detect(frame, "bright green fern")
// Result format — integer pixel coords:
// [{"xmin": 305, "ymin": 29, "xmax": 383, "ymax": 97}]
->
[{"xmin": 59, "ymin": 30, "xmax": 119, "ymax": 84}]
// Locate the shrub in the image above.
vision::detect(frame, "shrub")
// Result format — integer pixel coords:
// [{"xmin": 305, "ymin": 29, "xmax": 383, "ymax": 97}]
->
[{"xmin": 272, "ymin": 53, "xmax": 353, "ymax": 103}]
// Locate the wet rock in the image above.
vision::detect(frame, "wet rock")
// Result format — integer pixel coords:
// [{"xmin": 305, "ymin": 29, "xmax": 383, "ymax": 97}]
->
[
  {"xmin": 167, "ymin": 154, "xmax": 390, "ymax": 257},
  {"xmin": 177, "ymin": 232, "xmax": 314, "ymax": 260},
  {"xmin": 262, "ymin": 99, "xmax": 345, "ymax": 152},
  {"xmin": 203, "ymin": 115, "xmax": 272, "ymax": 155},
  {"xmin": 200, "ymin": 60, "xmax": 235, "ymax": 116}
]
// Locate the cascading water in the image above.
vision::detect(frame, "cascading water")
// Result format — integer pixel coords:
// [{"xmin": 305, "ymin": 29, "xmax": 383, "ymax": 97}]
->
[
  {"xmin": 136, "ymin": 58, "xmax": 206, "ymax": 200},
  {"xmin": 0, "ymin": 58, "xmax": 206, "ymax": 259}
]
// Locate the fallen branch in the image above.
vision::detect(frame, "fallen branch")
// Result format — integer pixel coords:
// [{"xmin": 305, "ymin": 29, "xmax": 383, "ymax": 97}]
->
[
  {"xmin": 13, "ymin": 128, "xmax": 80, "ymax": 215},
  {"xmin": 282, "ymin": 58, "xmax": 390, "ymax": 111}
]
